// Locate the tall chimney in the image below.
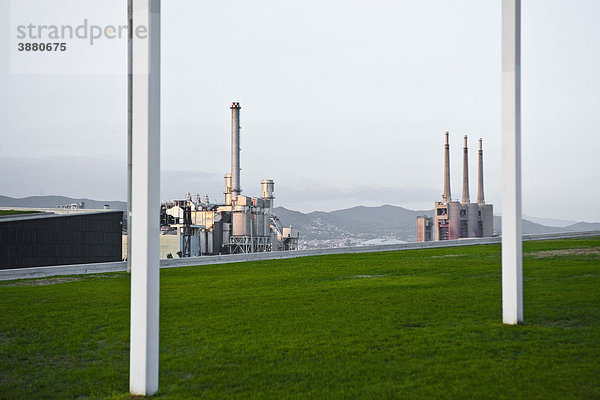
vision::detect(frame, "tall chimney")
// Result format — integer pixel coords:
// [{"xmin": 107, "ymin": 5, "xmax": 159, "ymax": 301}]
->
[
  {"xmin": 462, "ymin": 135, "xmax": 470, "ymax": 205},
  {"xmin": 477, "ymin": 138, "xmax": 485, "ymax": 205},
  {"xmin": 443, "ymin": 132, "xmax": 451, "ymax": 203},
  {"xmin": 230, "ymin": 102, "xmax": 241, "ymax": 197}
]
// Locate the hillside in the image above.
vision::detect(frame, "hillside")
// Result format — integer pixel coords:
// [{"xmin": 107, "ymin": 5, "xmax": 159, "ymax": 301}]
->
[
  {"xmin": 0, "ymin": 195, "xmax": 127, "ymax": 211},
  {"xmin": 274, "ymin": 205, "xmax": 431, "ymax": 241},
  {"xmin": 565, "ymin": 221, "xmax": 600, "ymax": 231},
  {"xmin": 2, "ymin": 195, "xmax": 598, "ymax": 243},
  {"xmin": 493, "ymin": 215, "xmax": 577, "ymax": 235},
  {"xmin": 278, "ymin": 206, "xmax": 599, "ymax": 242}
]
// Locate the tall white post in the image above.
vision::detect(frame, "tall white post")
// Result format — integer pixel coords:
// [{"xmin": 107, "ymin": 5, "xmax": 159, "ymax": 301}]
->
[
  {"xmin": 501, "ymin": 0, "xmax": 523, "ymax": 325},
  {"xmin": 130, "ymin": 0, "xmax": 161, "ymax": 395},
  {"xmin": 127, "ymin": 0, "xmax": 133, "ymax": 273}
]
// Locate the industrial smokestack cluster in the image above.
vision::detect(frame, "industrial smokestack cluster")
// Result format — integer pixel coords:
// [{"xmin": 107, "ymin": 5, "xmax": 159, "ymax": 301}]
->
[
  {"xmin": 441, "ymin": 133, "xmax": 486, "ymax": 206},
  {"xmin": 417, "ymin": 132, "xmax": 493, "ymax": 242}
]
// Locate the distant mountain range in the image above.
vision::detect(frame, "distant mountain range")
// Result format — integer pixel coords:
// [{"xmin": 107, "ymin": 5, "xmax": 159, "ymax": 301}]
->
[
  {"xmin": 273, "ymin": 205, "xmax": 431, "ymax": 241},
  {"xmin": 522, "ymin": 215, "xmax": 578, "ymax": 228},
  {"xmin": 0, "ymin": 195, "xmax": 127, "ymax": 211},
  {"xmin": 1, "ymin": 195, "xmax": 598, "ymax": 242},
  {"xmin": 274, "ymin": 206, "xmax": 600, "ymax": 242}
]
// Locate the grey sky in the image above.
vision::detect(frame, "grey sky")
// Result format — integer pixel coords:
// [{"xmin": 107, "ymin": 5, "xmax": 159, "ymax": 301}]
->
[{"xmin": 1, "ymin": 0, "xmax": 599, "ymax": 221}]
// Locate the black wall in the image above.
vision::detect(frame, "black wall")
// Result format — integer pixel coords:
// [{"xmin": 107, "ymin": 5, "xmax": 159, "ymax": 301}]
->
[{"xmin": 0, "ymin": 211, "xmax": 123, "ymax": 269}]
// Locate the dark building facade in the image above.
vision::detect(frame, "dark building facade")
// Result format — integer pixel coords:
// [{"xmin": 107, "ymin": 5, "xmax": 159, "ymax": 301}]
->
[{"xmin": 0, "ymin": 211, "xmax": 123, "ymax": 269}]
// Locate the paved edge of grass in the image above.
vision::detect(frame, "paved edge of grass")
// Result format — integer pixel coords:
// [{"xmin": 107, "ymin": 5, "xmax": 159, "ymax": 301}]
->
[{"xmin": 2, "ymin": 232, "xmax": 600, "ymax": 283}]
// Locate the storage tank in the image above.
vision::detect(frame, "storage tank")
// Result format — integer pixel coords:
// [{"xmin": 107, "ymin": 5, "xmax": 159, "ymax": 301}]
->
[
  {"xmin": 207, "ymin": 230, "xmax": 214, "ymax": 254},
  {"xmin": 254, "ymin": 212, "xmax": 266, "ymax": 237},
  {"xmin": 261, "ymin": 179, "xmax": 274, "ymax": 199},
  {"xmin": 261, "ymin": 179, "xmax": 274, "ymax": 215},
  {"xmin": 232, "ymin": 211, "xmax": 250, "ymax": 236},
  {"xmin": 222, "ymin": 223, "xmax": 231, "ymax": 247},
  {"xmin": 199, "ymin": 230, "xmax": 207, "ymax": 255}
]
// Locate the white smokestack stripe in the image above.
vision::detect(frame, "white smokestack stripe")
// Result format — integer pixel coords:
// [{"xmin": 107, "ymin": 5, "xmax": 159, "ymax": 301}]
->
[{"xmin": 231, "ymin": 102, "xmax": 241, "ymax": 196}]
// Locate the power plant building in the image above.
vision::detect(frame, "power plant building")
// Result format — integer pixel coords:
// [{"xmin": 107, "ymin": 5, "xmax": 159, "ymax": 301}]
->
[
  {"xmin": 417, "ymin": 132, "xmax": 493, "ymax": 242},
  {"xmin": 0, "ymin": 210, "xmax": 123, "ymax": 269},
  {"xmin": 159, "ymin": 102, "xmax": 299, "ymax": 257}
]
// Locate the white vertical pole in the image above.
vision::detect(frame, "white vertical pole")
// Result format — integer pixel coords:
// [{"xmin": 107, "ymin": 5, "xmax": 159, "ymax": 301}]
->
[
  {"xmin": 501, "ymin": 0, "xmax": 523, "ymax": 325},
  {"xmin": 130, "ymin": 0, "xmax": 160, "ymax": 395},
  {"xmin": 127, "ymin": 0, "xmax": 133, "ymax": 273}
]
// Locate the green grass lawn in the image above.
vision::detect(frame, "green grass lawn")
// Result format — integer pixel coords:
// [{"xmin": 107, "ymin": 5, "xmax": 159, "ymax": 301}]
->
[
  {"xmin": 1, "ymin": 238, "xmax": 599, "ymax": 399},
  {"xmin": 0, "ymin": 209, "xmax": 40, "ymax": 216}
]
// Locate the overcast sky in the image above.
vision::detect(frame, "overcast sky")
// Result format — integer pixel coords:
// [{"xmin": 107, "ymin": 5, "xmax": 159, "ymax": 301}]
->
[{"xmin": 1, "ymin": 0, "xmax": 599, "ymax": 221}]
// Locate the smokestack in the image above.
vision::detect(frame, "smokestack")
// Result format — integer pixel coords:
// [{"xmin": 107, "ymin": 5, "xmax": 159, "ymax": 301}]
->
[
  {"xmin": 230, "ymin": 102, "xmax": 241, "ymax": 197},
  {"xmin": 261, "ymin": 179, "xmax": 274, "ymax": 200},
  {"xmin": 478, "ymin": 138, "xmax": 485, "ymax": 205},
  {"xmin": 224, "ymin": 173, "xmax": 232, "ymax": 205},
  {"xmin": 462, "ymin": 135, "xmax": 470, "ymax": 205},
  {"xmin": 261, "ymin": 179, "xmax": 275, "ymax": 215},
  {"xmin": 443, "ymin": 132, "xmax": 451, "ymax": 203}
]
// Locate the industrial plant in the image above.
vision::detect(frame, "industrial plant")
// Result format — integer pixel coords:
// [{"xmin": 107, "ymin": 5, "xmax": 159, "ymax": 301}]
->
[
  {"xmin": 417, "ymin": 132, "xmax": 493, "ymax": 241},
  {"xmin": 158, "ymin": 102, "xmax": 299, "ymax": 257}
]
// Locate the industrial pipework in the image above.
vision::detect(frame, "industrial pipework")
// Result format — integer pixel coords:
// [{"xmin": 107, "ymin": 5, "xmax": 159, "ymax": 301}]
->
[
  {"xmin": 443, "ymin": 132, "xmax": 451, "ymax": 203},
  {"xmin": 478, "ymin": 138, "xmax": 485, "ymax": 205},
  {"xmin": 462, "ymin": 135, "xmax": 470, "ymax": 205},
  {"xmin": 230, "ymin": 102, "xmax": 241, "ymax": 197}
]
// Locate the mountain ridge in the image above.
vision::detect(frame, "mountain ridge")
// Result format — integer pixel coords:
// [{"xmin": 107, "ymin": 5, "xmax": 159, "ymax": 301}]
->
[
  {"xmin": 2, "ymin": 195, "xmax": 598, "ymax": 242},
  {"xmin": 0, "ymin": 195, "xmax": 127, "ymax": 211},
  {"xmin": 275, "ymin": 205, "xmax": 600, "ymax": 242}
]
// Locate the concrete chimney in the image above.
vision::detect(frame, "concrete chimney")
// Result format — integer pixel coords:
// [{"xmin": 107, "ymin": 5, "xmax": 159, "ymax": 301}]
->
[
  {"xmin": 443, "ymin": 132, "xmax": 451, "ymax": 203},
  {"xmin": 462, "ymin": 135, "xmax": 470, "ymax": 205},
  {"xmin": 230, "ymin": 102, "xmax": 241, "ymax": 197},
  {"xmin": 478, "ymin": 138, "xmax": 485, "ymax": 205}
]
